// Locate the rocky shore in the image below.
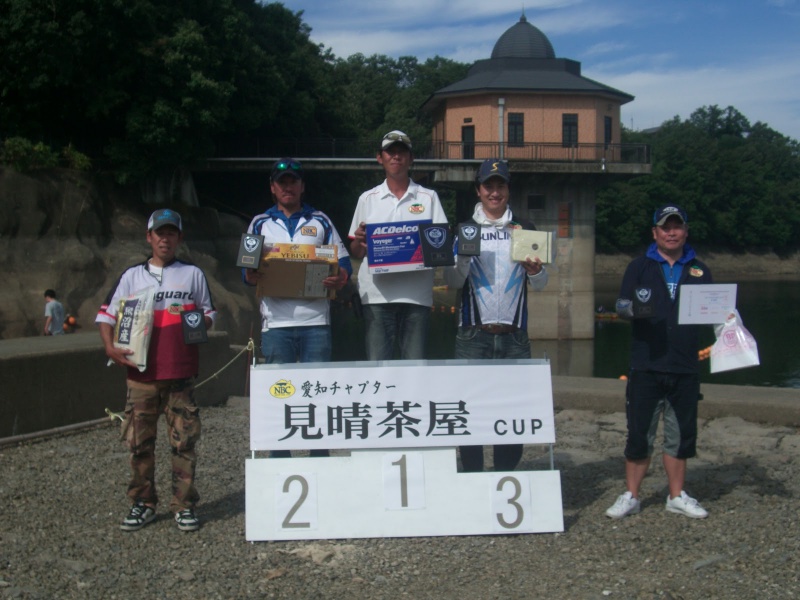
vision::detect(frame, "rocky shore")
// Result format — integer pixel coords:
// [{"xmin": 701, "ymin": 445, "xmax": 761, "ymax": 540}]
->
[{"xmin": 1, "ymin": 394, "xmax": 798, "ymax": 599}]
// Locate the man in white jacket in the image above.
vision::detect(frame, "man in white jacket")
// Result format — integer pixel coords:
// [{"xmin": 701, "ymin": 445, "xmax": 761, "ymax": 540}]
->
[{"xmin": 445, "ymin": 159, "xmax": 548, "ymax": 472}]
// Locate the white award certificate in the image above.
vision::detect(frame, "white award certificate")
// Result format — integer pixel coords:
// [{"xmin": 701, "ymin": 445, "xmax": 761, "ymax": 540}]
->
[{"xmin": 678, "ymin": 283, "xmax": 737, "ymax": 324}]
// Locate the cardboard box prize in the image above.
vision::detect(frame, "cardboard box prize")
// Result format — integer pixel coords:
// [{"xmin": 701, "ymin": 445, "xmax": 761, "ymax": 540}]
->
[
  {"xmin": 256, "ymin": 243, "xmax": 338, "ymax": 300},
  {"xmin": 510, "ymin": 229, "xmax": 556, "ymax": 264},
  {"xmin": 366, "ymin": 220, "xmax": 431, "ymax": 274}
]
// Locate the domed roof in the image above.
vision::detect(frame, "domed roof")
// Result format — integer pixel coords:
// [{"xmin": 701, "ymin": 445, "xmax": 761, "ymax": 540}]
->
[{"xmin": 491, "ymin": 14, "xmax": 555, "ymax": 59}]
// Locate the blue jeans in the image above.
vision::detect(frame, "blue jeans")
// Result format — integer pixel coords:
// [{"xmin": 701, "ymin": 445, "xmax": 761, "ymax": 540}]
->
[
  {"xmin": 454, "ymin": 327, "xmax": 531, "ymax": 360},
  {"xmin": 261, "ymin": 325, "xmax": 331, "ymax": 458},
  {"xmin": 455, "ymin": 326, "xmax": 531, "ymax": 472},
  {"xmin": 261, "ymin": 325, "xmax": 331, "ymax": 364},
  {"xmin": 363, "ymin": 303, "xmax": 430, "ymax": 360}
]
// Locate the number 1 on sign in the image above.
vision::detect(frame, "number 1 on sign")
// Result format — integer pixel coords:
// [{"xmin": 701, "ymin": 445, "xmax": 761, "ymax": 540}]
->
[{"xmin": 383, "ymin": 452, "xmax": 426, "ymax": 510}]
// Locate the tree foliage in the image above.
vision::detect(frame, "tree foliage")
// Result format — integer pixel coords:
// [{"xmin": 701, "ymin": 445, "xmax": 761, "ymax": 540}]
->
[
  {"xmin": 2, "ymin": 5, "xmax": 798, "ymax": 254},
  {"xmin": 597, "ymin": 105, "xmax": 800, "ymax": 254}
]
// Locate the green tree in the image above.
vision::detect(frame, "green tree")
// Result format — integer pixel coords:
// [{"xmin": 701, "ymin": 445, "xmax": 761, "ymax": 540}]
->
[{"xmin": 597, "ymin": 106, "xmax": 800, "ymax": 253}]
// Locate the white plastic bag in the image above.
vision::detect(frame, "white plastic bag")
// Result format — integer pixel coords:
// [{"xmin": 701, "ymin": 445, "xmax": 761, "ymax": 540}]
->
[
  {"xmin": 709, "ymin": 309, "xmax": 760, "ymax": 373},
  {"xmin": 113, "ymin": 287, "xmax": 155, "ymax": 372}
]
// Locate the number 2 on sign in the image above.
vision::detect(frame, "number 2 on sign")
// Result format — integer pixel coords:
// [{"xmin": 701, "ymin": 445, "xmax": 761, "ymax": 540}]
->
[
  {"xmin": 277, "ymin": 473, "xmax": 318, "ymax": 530},
  {"xmin": 383, "ymin": 452, "xmax": 426, "ymax": 510}
]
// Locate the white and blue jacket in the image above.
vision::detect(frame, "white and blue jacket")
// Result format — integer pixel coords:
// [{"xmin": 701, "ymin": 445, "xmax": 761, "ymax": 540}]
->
[{"xmin": 244, "ymin": 203, "xmax": 352, "ymax": 330}]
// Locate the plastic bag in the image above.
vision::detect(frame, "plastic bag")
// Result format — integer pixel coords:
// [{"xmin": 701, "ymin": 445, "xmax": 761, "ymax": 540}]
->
[
  {"xmin": 113, "ymin": 287, "xmax": 155, "ymax": 372},
  {"xmin": 709, "ymin": 309, "xmax": 760, "ymax": 373}
]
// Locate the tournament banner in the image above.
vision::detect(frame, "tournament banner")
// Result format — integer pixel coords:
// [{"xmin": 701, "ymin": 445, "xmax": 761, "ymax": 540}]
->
[{"xmin": 249, "ymin": 359, "xmax": 555, "ymax": 452}]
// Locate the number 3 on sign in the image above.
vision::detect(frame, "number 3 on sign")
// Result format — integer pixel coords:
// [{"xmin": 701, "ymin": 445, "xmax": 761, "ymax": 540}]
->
[
  {"xmin": 491, "ymin": 474, "xmax": 533, "ymax": 532},
  {"xmin": 382, "ymin": 452, "xmax": 426, "ymax": 510}
]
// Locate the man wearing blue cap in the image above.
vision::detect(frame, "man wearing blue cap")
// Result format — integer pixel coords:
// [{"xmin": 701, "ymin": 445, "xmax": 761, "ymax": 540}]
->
[
  {"xmin": 444, "ymin": 158, "xmax": 548, "ymax": 472},
  {"xmin": 606, "ymin": 205, "xmax": 713, "ymax": 520}
]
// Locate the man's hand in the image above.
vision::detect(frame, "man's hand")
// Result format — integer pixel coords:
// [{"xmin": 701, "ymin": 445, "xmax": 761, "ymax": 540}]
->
[
  {"xmin": 104, "ymin": 344, "xmax": 138, "ymax": 369},
  {"xmin": 349, "ymin": 222, "xmax": 367, "ymax": 259},
  {"xmin": 323, "ymin": 268, "xmax": 348, "ymax": 291},
  {"xmin": 243, "ymin": 268, "xmax": 261, "ymax": 285},
  {"xmin": 99, "ymin": 322, "xmax": 138, "ymax": 368},
  {"xmin": 523, "ymin": 257, "xmax": 544, "ymax": 276}
]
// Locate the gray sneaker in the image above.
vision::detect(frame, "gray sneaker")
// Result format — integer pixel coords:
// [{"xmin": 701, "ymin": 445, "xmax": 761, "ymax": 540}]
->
[
  {"xmin": 175, "ymin": 508, "xmax": 200, "ymax": 531},
  {"xmin": 120, "ymin": 501, "xmax": 156, "ymax": 531},
  {"xmin": 605, "ymin": 491, "xmax": 641, "ymax": 519},
  {"xmin": 665, "ymin": 491, "xmax": 708, "ymax": 519}
]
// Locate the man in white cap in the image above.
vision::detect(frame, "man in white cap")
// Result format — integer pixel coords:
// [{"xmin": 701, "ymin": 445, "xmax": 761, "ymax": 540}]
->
[{"xmin": 348, "ymin": 130, "xmax": 447, "ymax": 360}]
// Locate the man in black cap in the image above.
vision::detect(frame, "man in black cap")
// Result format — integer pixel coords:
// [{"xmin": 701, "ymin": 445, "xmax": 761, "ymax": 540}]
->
[
  {"xmin": 606, "ymin": 205, "xmax": 713, "ymax": 520},
  {"xmin": 242, "ymin": 158, "xmax": 351, "ymax": 457},
  {"xmin": 444, "ymin": 158, "xmax": 547, "ymax": 472}
]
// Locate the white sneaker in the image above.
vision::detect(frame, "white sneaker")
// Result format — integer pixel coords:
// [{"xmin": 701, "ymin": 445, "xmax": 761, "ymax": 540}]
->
[
  {"xmin": 605, "ymin": 491, "xmax": 641, "ymax": 519},
  {"xmin": 665, "ymin": 491, "xmax": 708, "ymax": 519}
]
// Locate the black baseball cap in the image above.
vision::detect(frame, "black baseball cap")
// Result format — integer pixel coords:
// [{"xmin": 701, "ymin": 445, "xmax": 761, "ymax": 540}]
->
[
  {"xmin": 476, "ymin": 159, "xmax": 510, "ymax": 183},
  {"xmin": 653, "ymin": 205, "xmax": 688, "ymax": 226},
  {"xmin": 271, "ymin": 158, "xmax": 303, "ymax": 182}
]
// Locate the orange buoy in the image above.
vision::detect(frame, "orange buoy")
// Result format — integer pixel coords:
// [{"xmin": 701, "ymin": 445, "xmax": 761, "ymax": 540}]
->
[{"xmin": 619, "ymin": 375, "xmax": 628, "ymax": 380}]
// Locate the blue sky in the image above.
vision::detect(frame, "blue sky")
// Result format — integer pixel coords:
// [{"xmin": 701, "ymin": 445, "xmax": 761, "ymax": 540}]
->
[{"xmin": 276, "ymin": 0, "xmax": 800, "ymax": 141}]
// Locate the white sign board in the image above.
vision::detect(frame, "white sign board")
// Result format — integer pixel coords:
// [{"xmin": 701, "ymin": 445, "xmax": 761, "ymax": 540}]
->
[
  {"xmin": 246, "ymin": 448, "xmax": 564, "ymax": 541},
  {"xmin": 249, "ymin": 360, "xmax": 555, "ymax": 452}
]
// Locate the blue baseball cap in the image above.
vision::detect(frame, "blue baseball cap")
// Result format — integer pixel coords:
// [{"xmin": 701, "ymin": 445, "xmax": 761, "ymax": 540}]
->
[
  {"xmin": 477, "ymin": 159, "xmax": 510, "ymax": 183},
  {"xmin": 653, "ymin": 205, "xmax": 688, "ymax": 226}
]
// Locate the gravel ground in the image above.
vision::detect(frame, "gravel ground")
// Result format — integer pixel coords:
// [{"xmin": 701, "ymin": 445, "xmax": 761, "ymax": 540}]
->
[{"xmin": 1, "ymin": 396, "xmax": 798, "ymax": 600}]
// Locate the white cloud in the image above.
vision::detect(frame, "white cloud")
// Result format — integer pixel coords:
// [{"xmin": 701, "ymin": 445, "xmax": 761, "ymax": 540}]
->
[{"xmin": 596, "ymin": 60, "xmax": 800, "ymax": 138}]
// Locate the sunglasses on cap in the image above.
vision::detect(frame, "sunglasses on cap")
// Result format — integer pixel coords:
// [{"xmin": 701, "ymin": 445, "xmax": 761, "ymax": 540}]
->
[{"xmin": 273, "ymin": 160, "xmax": 302, "ymax": 173}]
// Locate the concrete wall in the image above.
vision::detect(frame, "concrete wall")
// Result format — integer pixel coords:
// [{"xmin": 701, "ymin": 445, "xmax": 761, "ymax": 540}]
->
[
  {"xmin": 512, "ymin": 173, "xmax": 598, "ymax": 340},
  {"xmin": 0, "ymin": 331, "xmax": 242, "ymax": 438}
]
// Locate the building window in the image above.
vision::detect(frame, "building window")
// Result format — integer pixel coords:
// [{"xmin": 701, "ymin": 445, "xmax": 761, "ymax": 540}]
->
[
  {"xmin": 527, "ymin": 194, "xmax": 545, "ymax": 211},
  {"xmin": 604, "ymin": 116, "xmax": 612, "ymax": 148},
  {"xmin": 562, "ymin": 114, "xmax": 578, "ymax": 147},
  {"xmin": 508, "ymin": 113, "xmax": 524, "ymax": 147}
]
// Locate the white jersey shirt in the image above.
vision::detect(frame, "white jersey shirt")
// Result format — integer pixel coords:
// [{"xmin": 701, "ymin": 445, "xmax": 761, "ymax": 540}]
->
[
  {"xmin": 348, "ymin": 179, "xmax": 447, "ymax": 306},
  {"xmin": 247, "ymin": 205, "xmax": 350, "ymax": 330}
]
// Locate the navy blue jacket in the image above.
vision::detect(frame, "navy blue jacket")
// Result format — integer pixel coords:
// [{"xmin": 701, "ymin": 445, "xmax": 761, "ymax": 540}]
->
[{"xmin": 617, "ymin": 243, "xmax": 712, "ymax": 373}]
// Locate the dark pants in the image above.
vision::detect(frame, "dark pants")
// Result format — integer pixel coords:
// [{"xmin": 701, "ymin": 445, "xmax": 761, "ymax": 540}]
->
[{"xmin": 455, "ymin": 326, "xmax": 531, "ymax": 472}]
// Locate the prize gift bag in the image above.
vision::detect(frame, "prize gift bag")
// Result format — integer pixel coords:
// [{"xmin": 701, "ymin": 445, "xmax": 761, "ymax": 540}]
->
[{"xmin": 709, "ymin": 309, "xmax": 760, "ymax": 373}]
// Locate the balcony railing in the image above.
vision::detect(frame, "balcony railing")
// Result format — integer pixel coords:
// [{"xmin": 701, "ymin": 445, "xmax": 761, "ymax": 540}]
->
[{"xmin": 212, "ymin": 138, "xmax": 651, "ymax": 165}]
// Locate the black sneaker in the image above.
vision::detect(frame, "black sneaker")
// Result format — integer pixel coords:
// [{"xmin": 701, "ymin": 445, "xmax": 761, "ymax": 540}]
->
[
  {"xmin": 120, "ymin": 501, "xmax": 156, "ymax": 531},
  {"xmin": 174, "ymin": 508, "xmax": 200, "ymax": 531}
]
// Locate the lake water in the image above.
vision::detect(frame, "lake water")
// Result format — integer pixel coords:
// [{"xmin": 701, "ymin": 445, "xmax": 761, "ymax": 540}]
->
[{"xmin": 331, "ymin": 279, "xmax": 800, "ymax": 389}]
